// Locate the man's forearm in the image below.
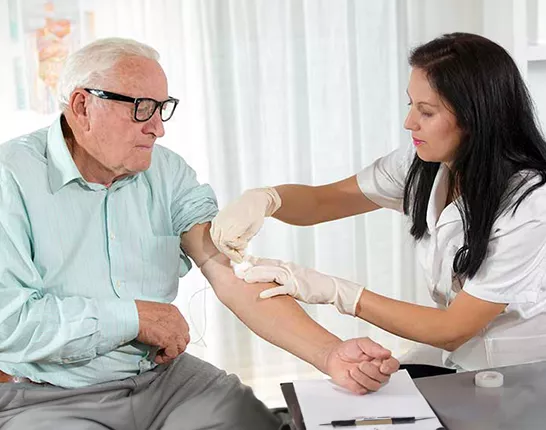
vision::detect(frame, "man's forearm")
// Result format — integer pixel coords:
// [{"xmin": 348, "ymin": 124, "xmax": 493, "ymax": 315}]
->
[
  {"xmin": 202, "ymin": 254, "xmax": 341, "ymax": 372},
  {"xmin": 181, "ymin": 223, "xmax": 341, "ymax": 373}
]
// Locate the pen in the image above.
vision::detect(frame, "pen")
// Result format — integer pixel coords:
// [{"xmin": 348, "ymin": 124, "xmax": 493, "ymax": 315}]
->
[{"xmin": 320, "ymin": 417, "xmax": 433, "ymax": 427}]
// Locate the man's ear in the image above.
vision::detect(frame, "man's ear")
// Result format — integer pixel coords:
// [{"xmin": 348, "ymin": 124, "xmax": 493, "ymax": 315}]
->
[{"xmin": 68, "ymin": 89, "xmax": 91, "ymax": 131}]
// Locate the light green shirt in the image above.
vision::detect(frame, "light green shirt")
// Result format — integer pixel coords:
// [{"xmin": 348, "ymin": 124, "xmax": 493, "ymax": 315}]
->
[{"xmin": 0, "ymin": 116, "xmax": 218, "ymax": 388}]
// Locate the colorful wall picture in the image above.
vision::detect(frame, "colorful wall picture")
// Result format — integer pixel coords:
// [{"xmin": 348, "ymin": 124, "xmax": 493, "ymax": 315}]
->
[{"xmin": 12, "ymin": 0, "xmax": 95, "ymax": 113}]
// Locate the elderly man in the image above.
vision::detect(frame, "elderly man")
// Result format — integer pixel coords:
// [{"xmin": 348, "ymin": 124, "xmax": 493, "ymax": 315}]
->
[{"xmin": 0, "ymin": 38, "xmax": 399, "ymax": 430}]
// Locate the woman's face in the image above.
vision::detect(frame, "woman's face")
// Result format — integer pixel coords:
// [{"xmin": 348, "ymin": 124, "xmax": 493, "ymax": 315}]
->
[{"xmin": 404, "ymin": 67, "xmax": 463, "ymax": 164}]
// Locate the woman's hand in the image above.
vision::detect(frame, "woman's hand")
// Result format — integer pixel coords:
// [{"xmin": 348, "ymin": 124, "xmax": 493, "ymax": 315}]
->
[
  {"xmin": 237, "ymin": 256, "xmax": 365, "ymax": 315},
  {"xmin": 211, "ymin": 188, "xmax": 281, "ymax": 263}
]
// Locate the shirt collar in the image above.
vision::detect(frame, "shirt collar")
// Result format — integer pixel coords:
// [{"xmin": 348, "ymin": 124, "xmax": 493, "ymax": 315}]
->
[
  {"xmin": 46, "ymin": 115, "xmax": 84, "ymax": 194},
  {"xmin": 46, "ymin": 115, "xmax": 140, "ymax": 193},
  {"xmin": 426, "ymin": 164, "xmax": 461, "ymax": 230}
]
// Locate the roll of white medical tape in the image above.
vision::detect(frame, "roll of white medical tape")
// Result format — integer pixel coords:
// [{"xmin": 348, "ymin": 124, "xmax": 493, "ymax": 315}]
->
[{"xmin": 474, "ymin": 371, "xmax": 504, "ymax": 388}]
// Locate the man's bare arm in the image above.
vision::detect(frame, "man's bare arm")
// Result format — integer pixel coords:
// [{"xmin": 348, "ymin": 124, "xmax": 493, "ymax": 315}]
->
[{"xmin": 180, "ymin": 222, "xmax": 340, "ymax": 373}]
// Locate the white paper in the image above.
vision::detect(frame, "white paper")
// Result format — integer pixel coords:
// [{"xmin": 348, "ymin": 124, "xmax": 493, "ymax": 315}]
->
[{"xmin": 293, "ymin": 370, "xmax": 442, "ymax": 430}]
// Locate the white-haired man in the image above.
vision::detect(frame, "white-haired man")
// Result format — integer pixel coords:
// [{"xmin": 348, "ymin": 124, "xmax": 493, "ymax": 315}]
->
[{"xmin": 0, "ymin": 38, "xmax": 399, "ymax": 429}]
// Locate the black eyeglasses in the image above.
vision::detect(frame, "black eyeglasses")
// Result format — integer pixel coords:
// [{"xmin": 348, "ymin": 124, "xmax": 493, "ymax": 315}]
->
[{"xmin": 84, "ymin": 88, "xmax": 179, "ymax": 122}]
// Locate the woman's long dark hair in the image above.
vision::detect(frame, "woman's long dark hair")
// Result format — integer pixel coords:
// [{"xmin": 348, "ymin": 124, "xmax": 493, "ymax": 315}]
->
[{"xmin": 403, "ymin": 33, "xmax": 546, "ymax": 278}]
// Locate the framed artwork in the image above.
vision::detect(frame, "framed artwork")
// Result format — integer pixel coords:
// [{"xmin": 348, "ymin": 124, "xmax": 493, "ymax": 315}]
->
[{"xmin": 9, "ymin": 0, "xmax": 95, "ymax": 114}]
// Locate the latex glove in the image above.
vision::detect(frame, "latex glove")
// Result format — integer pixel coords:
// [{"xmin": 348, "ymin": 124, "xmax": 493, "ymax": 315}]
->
[
  {"xmin": 211, "ymin": 188, "xmax": 282, "ymax": 263},
  {"xmin": 239, "ymin": 257, "xmax": 365, "ymax": 316}
]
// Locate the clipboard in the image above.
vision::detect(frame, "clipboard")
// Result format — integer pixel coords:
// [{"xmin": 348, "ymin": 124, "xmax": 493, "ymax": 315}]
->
[
  {"xmin": 281, "ymin": 382, "xmax": 306, "ymax": 430},
  {"xmin": 280, "ymin": 371, "xmax": 445, "ymax": 430}
]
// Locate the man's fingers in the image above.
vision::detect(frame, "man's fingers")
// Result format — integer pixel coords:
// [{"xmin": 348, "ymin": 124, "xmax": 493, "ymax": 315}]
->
[
  {"xmin": 356, "ymin": 337, "xmax": 392, "ymax": 360},
  {"xmin": 176, "ymin": 316, "xmax": 191, "ymax": 349},
  {"xmin": 334, "ymin": 375, "xmax": 368, "ymax": 395},
  {"xmin": 164, "ymin": 343, "xmax": 179, "ymax": 359},
  {"xmin": 369, "ymin": 358, "xmax": 382, "ymax": 367},
  {"xmin": 349, "ymin": 365, "xmax": 383, "ymax": 392},
  {"xmin": 174, "ymin": 330, "xmax": 190, "ymax": 349},
  {"xmin": 137, "ymin": 302, "xmax": 194, "ymax": 360},
  {"xmin": 155, "ymin": 349, "xmax": 175, "ymax": 365},
  {"xmin": 358, "ymin": 361, "xmax": 391, "ymax": 386},
  {"xmin": 177, "ymin": 332, "xmax": 189, "ymax": 354},
  {"xmin": 155, "ymin": 352, "xmax": 175, "ymax": 365},
  {"xmin": 379, "ymin": 357, "xmax": 400, "ymax": 375},
  {"xmin": 369, "ymin": 356, "xmax": 400, "ymax": 376},
  {"xmin": 154, "ymin": 354, "xmax": 168, "ymax": 365}
]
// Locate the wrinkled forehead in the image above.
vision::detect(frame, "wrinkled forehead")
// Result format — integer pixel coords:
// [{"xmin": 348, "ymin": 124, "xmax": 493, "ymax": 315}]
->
[{"xmin": 101, "ymin": 56, "xmax": 168, "ymax": 100}]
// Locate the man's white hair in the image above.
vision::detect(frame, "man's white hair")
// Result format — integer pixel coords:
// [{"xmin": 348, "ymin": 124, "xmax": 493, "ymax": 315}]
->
[{"xmin": 57, "ymin": 37, "xmax": 160, "ymax": 110}]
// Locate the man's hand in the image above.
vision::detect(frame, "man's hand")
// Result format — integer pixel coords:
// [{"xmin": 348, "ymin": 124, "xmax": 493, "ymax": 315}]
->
[
  {"xmin": 135, "ymin": 300, "xmax": 191, "ymax": 365},
  {"xmin": 323, "ymin": 338, "xmax": 400, "ymax": 394}
]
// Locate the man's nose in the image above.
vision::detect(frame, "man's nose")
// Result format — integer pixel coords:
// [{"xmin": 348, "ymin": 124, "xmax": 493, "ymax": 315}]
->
[{"xmin": 143, "ymin": 109, "xmax": 165, "ymax": 137}]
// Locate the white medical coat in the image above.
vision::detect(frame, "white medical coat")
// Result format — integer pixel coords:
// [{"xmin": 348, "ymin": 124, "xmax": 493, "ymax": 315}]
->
[{"xmin": 357, "ymin": 145, "xmax": 546, "ymax": 370}]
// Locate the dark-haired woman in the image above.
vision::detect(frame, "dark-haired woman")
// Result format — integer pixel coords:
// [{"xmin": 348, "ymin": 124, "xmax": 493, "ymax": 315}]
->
[{"xmin": 210, "ymin": 33, "xmax": 546, "ymax": 375}]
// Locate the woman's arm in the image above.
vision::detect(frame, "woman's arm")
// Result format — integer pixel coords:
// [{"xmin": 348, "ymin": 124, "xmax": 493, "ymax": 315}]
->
[
  {"xmin": 355, "ymin": 290, "xmax": 506, "ymax": 351},
  {"xmin": 211, "ymin": 175, "xmax": 381, "ymax": 262},
  {"xmin": 273, "ymin": 175, "xmax": 381, "ymax": 226},
  {"xmin": 243, "ymin": 259, "xmax": 507, "ymax": 351}
]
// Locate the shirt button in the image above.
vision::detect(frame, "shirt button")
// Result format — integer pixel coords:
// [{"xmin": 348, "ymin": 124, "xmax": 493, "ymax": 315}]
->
[
  {"xmin": 115, "ymin": 280, "xmax": 121, "ymax": 288},
  {"xmin": 109, "ymin": 233, "xmax": 116, "ymax": 240}
]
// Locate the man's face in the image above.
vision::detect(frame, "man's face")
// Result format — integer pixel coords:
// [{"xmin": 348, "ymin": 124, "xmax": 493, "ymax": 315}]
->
[{"xmin": 84, "ymin": 56, "xmax": 169, "ymax": 179}]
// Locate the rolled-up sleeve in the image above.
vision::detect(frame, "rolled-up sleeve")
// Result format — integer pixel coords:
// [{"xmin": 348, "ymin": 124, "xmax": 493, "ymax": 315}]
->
[
  {"xmin": 356, "ymin": 145, "xmax": 415, "ymax": 212},
  {"xmin": 169, "ymin": 156, "xmax": 218, "ymax": 237},
  {"xmin": 0, "ymin": 167, "xmax": 139, "ymax": 364}
]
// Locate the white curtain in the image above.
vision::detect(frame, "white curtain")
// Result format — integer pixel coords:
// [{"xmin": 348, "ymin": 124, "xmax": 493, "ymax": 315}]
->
[
  {"xmin": 91, "ymin": 0, "xmax": 429, "ymax": 404},
  {"xmin": 1, "ymin": 0, "xmax": 483, "ymax": 405}
]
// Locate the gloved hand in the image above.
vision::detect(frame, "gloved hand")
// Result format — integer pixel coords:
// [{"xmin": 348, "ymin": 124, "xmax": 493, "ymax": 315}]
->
[
  {"xmin": 211, "ymin": 188, "xmax": 281, "ymax": 263},
  {"xmin": 237, "ymin": 257, "xmax": 365, "ymax": 316}
]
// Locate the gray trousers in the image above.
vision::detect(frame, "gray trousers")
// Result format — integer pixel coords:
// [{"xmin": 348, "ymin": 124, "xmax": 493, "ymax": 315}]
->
[{"xmin": 0, "ymin": 353, "xmax": 281, "ymax": 430}]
